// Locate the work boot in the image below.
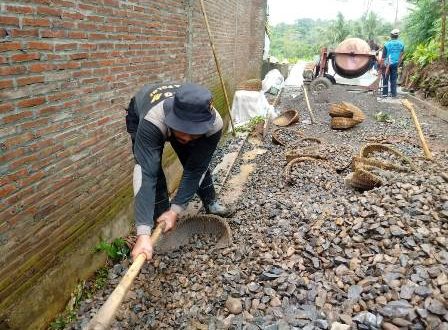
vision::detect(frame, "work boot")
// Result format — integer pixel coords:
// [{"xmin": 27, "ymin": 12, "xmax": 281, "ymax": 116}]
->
[{"xmin": 204, "ymin": 201, "xmax": 235, "ymax": 218}]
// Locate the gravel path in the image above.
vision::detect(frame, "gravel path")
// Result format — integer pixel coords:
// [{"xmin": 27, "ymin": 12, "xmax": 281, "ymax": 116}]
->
[{"xmin": 70, "ymin": 86, "xmax": 447, "ymax": 330}]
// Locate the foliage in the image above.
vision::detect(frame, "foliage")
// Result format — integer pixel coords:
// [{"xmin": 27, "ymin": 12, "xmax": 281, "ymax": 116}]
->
[
  {"xmin": 49, "ymin": 267, "xmax": 109, "ymax": 329},
  {"xmin": 403, "ymin": 0, "xmax": 441, "ymax": 55},
  {"xmin": 235, "ymin": 115, "xmax": 265, "ymax": 133},
  {"xmin": 95, "ymin": 237, "xmax": 130, "ymax": 262},
  {"xmin": 269, "ymin": 12, "xmax": 395, "ymax": 61},
  {"xmin": 411, "ymin": 39, "xmax": 440, "ymax": 67},
  {"xmin": 49, "ymin": 282, "xmax": 83, "ymax": 329},
  {"xmin": 374, "ymin": 112, "xmax": 394, "ymax": 123}
]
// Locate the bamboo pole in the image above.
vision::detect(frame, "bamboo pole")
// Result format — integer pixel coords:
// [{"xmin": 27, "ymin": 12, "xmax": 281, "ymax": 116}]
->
[
  {"xmin": 86, "ymin": 223, "xmax": 165, "ymax": 330},
  {"xmin": 303, "ymin": 85, "xmax": 316, "ymax": 124},
  {"xmin": 199, "ymin": 0, "xmax": 236, "ymax": 137},
  {"xmin": 402, "ymin": 99, "xmax": 433, "ymax": 160}
]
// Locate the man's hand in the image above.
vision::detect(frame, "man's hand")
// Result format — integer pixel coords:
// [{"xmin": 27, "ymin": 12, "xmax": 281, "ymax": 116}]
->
[
  {"xmin": 131, "ymin": 235, "xmax": 154, "ymax": 262},
  {"xmin": 156, "ymin": 209, "xmax": 178, "ymax": 233}
]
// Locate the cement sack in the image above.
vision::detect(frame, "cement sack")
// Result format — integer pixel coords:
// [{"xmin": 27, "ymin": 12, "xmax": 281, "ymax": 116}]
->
[
  {"xmin": 262, "ymin": 69, "xmax": 284, "ymax": 93},
  {"xmin": 231, "ymin": 90, "xmax": 273, "ymax": 126}
]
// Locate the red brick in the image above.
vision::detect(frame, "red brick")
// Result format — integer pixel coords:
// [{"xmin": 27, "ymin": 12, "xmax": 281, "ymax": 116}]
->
[
  {"xmin": 0, "ymin": 103, "xmax": 14, "ymax": 113},
  {"xmin": 78, "ymin": 22, "xmax": 97, "ymax": 30},
  {"xmin": 29, "ymin": 63, "xmax": 54, "ymax": 73},
  {"xmin": 36, "ymin": 7, "xmax": 62, "ymax": 17},
  {"xmin": 11, "ymin": 53, "xmax": 40, "ymax": 62},
  {"xmin": 17, "ymin": 75, "xmax": 45, "ymax": 86},
  {"xmin": 0, "ymin": 184, "xmax": 17, "ymax": 199},
  {"xmin": 40, "ymin": 30, "xmax": 66, "ymax": 38},
  {"xmin": 9, "ymin": 29, "xmax": 40, "ymax": 38},
  {"xmin": 1, "ymin": 167, "xmax": 27, "ymax": 184},
  {"xmin": 55, "ymin": 61, "xmax": 81, "ymax": 70},
  {"xmin": 72, "ymin": 69, "xmax": 92, "ymax": 78},
  {"xmin": 9, "ymin": 154, "xmax": 39, "ymax": 171},
  {"xmin": 20, "ymin": 117, "xmax": 49, "ymax": 130},
  {"xmin": 27, "ymin": 41, "xmax": 53, "ymax": 51},
  {"xmin": 0, "ymin": 42, "xmax": 22, "ymax": 53},
  {"xmin": 19, "ymin": 171, "xmax": 45, "ymax": 187},
  {"xmin": 54, "ymin": 43, "xmax": 78, "ymax": 51},
  {"xmin": 0, "ymin": 65, "xmax": 26, "ymax": 76},
  {"xmin": 18, "ymin": 96, "xmax": 46, "ymax": 108},
  {"xmin": 46, "ymin": 54, "xmax": 66, "ymax": 61},
  {"xmin": 69, "ymin": 52, "xmax": 88, "ymax": 60},
  {"xmin": 5, "ymin": 5, "xmax": 34, "ymax": 14},
  {"xmin": 37, "ymin": 105, "xmax": 58, "ymax": 115},
  {"xmin": 88, "ymin": 33, "xmax": 106, "ymax": 40},
  {"xmin": 62, "ymin": 10, "xmax": 84, "ymax": 20},
  {"xmin": 52, "ymin": 21, "xmax": 76, "ymax": 29},
  {"xmin": 79, "ymin": 43, "xmax": 97, "ymax": 50},
  {"xmin": 4, "ymin": 132, "xmax": 34, "ymax": 149},
  {"xmin": 0, "ymin": 16, "xmax": 20, "ymax": 26},
  {"xmin": 0, "ymin": 79, "xmax": 14, "ymax": 89},
  {"xmin": 67, "ymin": 31, "xmax": 87, "ymax": 39},
  {"xmin": 47, "ymin": 91, "xmax": 73, "ymax": 102},
  {"xmin": 23, "ymin": 18, "xmax": 52, "ymax": 27},
  {"xmin": 35, "ymin": 123, "xmax": 65, "ymax": 137},
  {"xmin": 2, "ymin": 111, "xmax": 33, "ymax": 124}
]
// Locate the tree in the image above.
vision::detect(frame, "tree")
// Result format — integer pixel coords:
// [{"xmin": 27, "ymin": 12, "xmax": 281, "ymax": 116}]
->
[
  {"xmin": 403, "ymin": 0, "xmax": 440, "ymax": 54},
  {"xmin": 442, "ymin": 0, "xmax": 446, "ymax": 58},
  {"xmin": 334, "ymin": 12, "xmax": 351, "ymax": 44}
]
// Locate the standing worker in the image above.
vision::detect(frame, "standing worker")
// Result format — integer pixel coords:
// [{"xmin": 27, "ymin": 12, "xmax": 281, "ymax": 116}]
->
[
  {"xmin": 382, "ymin": 29, "xmax": 405, "ymax": 97},
  {"xmin": 126, "ymin": 83, "xmax": 233, "ymax": 261}
]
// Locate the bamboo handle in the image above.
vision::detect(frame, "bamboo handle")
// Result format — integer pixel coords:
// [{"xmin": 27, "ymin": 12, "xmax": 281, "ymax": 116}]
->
[
  {"xmin": 86, "ymin": 223, "xmax": 165, "ymax": 330},
  {"xmin": 303, "ymin": 85, "xmax": 316, "ymax": 124},
  {"xmin": 402, "ymin": 99, "xmax": 433, "ymax": 160},
  {"xmin": 199, "ymin": 0, "xmax": 236, "ymax": 137}
]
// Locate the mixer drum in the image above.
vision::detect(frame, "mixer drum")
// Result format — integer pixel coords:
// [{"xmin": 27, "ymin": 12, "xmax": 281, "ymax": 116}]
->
[{"xmin": 332, "ymin": 38, "xmax": 374, "ymax": 79}]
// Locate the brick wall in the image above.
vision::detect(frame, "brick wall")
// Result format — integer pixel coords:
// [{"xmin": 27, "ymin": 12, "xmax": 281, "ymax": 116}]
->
[{"xmin": 0, "ymin": 0, "xmax": 266, "ymax": 328}]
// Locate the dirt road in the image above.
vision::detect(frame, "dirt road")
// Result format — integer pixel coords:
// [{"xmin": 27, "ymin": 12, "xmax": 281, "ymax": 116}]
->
[{"xmin": 70, "ymin": 85, "xmax": 447, "ymax": 330}]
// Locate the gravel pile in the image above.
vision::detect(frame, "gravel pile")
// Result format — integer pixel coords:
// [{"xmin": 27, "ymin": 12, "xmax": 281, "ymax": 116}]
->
[{"xmin": 70, "ymin": 85, "xmax": 447, "ymax": 330}]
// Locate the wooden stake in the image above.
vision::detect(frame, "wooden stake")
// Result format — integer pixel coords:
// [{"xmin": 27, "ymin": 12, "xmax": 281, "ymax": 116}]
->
[
  {"xmin": 303, "ymin": 85, "xmax": 316, "ymax": 124},
  {"xmin": 402, "ymin": 99, "xmax": 433, "ymax": 160},
  {"xmin": 86, "ymin": 223, "xmax": 165, "ymax": 330},
  {"xmin": 263, "ymin": 87, "xmax": 283, "ymax": 139},
  {"xmin": 199, "ymin": 0, "xmax": 236, "ymax": 136}
]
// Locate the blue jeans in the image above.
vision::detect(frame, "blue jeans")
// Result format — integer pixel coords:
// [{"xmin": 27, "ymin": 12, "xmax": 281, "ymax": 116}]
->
[{"xmin": 382, "ymin": 63, "xmax": 398, "ymax": 97}]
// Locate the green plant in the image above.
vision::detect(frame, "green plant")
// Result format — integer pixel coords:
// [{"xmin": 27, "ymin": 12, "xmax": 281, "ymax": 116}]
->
[
  {"xmin": 49, "ymin": 267, "xmax": 110, "ymax": 329},
  {"xmin": 49, "ymin": 282, "xmax": 83, "ymax": 329},
  {"xmin": 93, "ymin": 267, "xmax": 109, "ymax": 291},
  {"xmin": 95, "ymin": 237, "xmax": 130, "ymax": 262},
  {"xmin": 235, "ymin": 115, "xmax": 265, "ymax": 133},
  {"xmin": 411, "ymin": 39, "xmax": 440, "ymax": 67},
  {"xmin": 374, "ymin": 112, "xmax": 394, "ymax": 123}
]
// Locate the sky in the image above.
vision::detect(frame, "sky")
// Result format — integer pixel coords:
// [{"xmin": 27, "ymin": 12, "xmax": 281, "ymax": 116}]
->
[{"xmin": 267, "ymin": 0, "xmax": 412, "ymax": 25}]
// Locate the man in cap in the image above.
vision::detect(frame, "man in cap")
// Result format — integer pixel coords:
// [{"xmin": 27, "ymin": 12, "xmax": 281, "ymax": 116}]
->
[
  {"xmin": 126, "ymin": 83, "xmax": 232, "ymax": 261},
  {"xmin": 381, "ymin": 28, "xmax": 405, "ymax": 97}
]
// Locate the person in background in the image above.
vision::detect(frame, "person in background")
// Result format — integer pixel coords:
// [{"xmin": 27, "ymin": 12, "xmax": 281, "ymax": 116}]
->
[
  {"xmin": 381, "ymin": 29, "xmax": 405, "ymax": 97},
  {"xmin": 125, "ymin": 83, "xmax": 233, "ymax": 261},
  {"xmin": 368, "ymin": 39, "xmax": 380, "ymax": 75}
]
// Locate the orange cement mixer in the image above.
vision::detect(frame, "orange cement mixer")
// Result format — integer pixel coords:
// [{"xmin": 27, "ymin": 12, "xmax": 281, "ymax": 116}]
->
[{"xmin": 304, "ymin": 38, "xmax": 378, "ymax": 92}]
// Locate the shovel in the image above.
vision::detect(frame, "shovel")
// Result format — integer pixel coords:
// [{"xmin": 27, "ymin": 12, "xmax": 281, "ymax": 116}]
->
[{"xmin": 85, "ymin": 215, "xmax": 232, "ymax": 330}]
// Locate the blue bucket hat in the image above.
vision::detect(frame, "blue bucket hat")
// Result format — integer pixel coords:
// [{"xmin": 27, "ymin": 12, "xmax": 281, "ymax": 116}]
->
[{"xmin": 163, "ymin": 83, "xmax": 216, "ymax": 135}]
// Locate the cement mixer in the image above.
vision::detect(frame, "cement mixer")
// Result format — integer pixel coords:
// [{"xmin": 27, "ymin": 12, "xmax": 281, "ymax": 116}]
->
[{"xmin": 303, "ymin": 38, "xmax": 379, "ymax": 92}]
